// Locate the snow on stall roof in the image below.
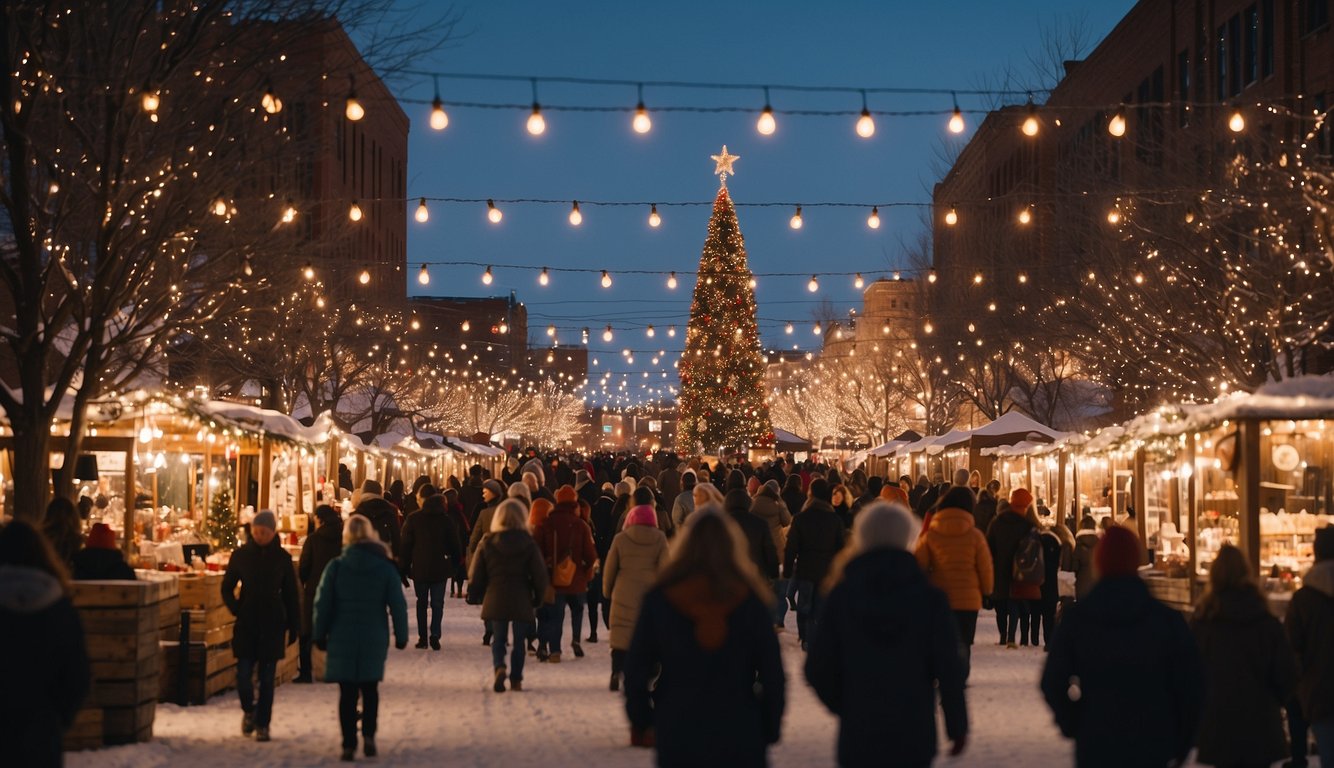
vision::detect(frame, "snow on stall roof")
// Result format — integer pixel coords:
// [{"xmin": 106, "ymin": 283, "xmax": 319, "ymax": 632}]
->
[
  {"xmin": 190, "ymin": 400, "xmax": 330, "ymax": 447},
  {"xmin": 774, "ymin": 428, "xmax": 812, "ymax": 446},
  {"xmin": 924, "ymin": 428, "xmax": 975, "ymax": 455},
  {"xmin": 968, "ymin": 411, "xmax": 1070, "ymax": 440}
]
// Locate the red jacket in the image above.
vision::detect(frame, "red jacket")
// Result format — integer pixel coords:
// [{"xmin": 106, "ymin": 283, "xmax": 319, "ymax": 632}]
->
[{"xmin": 534, "ymin": 502, "xmax": 597, "ymax": 595}]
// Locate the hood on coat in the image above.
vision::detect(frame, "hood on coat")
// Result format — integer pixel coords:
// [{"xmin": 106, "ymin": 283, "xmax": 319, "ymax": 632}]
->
[
  {"xmin": 1302, "ymin": 560, "xmax": 1334, "ymax": 598},
  {"xmin": 834, "ymin": 549, "xmax": 926, "ymax": 644},
  {"xmin": 928, "ymin": 507, "xmax": 976, "ymax": 536},
  {"xmin": 0, "ymin": 565, "xmax": 65, "ymax": 613},
  {"xmin": 340, "ymin": 540, "xmax": 392, "ymax": 570},
  {"xmin": 486, "ymin": 528, "xmax": 536, "ymax": 557},
  {"xmin": 724, "ymin": 488, "xmax": 752, "ymax": 514},
  {"xmin": 663, "ymin": 574, "xmax": 746, "ymax": 651},
  {"xmin": 1201, "ymin": 586, "xmax": 1271, "ymax": 623},
  {"xmin": 620, "ymin": 524, "xmax": 667, "ymax": 547},
  {"xmin": 1080, "ymin": 575, "xmax": 1156, "ymax": 626},
  {"xmin": 1075, "ymin": 531, "xmax": 1099, "ymax": 547}
]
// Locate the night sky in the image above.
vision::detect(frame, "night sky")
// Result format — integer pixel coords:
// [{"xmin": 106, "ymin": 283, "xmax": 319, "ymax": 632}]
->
[{"xmin": 391, "ymin": 1, "xmax": 1135, "ymax": 406}]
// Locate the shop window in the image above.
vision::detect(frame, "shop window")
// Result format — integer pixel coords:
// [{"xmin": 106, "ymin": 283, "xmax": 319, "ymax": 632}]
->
[
  {"xmin": 1262, "ymin": 0, "xmax": 1275, "ymax": 77},
  {"xmin": 1244, "ymin": 5, "xmax": 1260, "ymax": 86},
  {"xmin": 1303, "ymin": 0, "xmax": 1330, "ymax": 35},
  {"xmin": 1177, "ymin": 49, "xmax": 1191, "ymax": 127}
]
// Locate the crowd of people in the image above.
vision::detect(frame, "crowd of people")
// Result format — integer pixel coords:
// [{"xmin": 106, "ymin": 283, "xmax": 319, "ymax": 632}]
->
[{"xmin": 4, "ymin": 449, "xmax": 1333, "ymax": 767}]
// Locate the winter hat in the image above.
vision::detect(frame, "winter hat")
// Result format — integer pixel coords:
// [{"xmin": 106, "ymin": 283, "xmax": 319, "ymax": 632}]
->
[
  {"xmin": 1314, "ymin": 525, "xmax": 1334, "ymax": 561},
  {"xmin": 315, "ymin": 504, "xmax": 342, "ymax": 527},
  {"xmin": 601, "ymin": 482, "xmax": 615, "ymax": 494},
  {"xmin": 879, "ymin": 484, "xmax": 909, "ymax": 507},
  {"xmin": 575, "ymin": 470, "xmax": 591, "ymax": 488},
  {"xmin": 528, "ymin": 498, "xmax": 553, "ymax": 530},
  {"xmin": 939, "ymin": 485, "xmax": 976, "ymax": 513},
  {"xmin": 746, "ymin": 476, "xmax": 761, "ymax": 495},
  {"xmin": 614, "ymin": 480, "xmax": 633, "ymax": 498},
  {"xmin": 507, "ymin": 482, "xmax": 532, "ymax": 504},
  {"xmin": 762, "ymin": 479, "xmax": 781, "ymax": 498},
  {"xmin": 482, "ymin": 479, "xmax": 505, "ymax": 499},
  {"xmin": 625, "ymin": 504, "xmax": 658, "ymax": 528},
  {"xmin": 1078, "ymin": 515, "xmax": 1097, "ymax": 531},
  {"xmin": 952, "ymin": 468, "xmax": 971, "ymax": 487},
  {"xmin": 809, "ymin": 478, "xmax": 832, "ymax": 503},
  {"xmin": 1009, "ymin": 488, "xmax": 1034, "ymax": 514},
  {"xmin": 867, "ymin": 476, "xmax": 884, "ymax": 495},
  {"xmin": 632, "ymin": 486, "xmax": 656, "ymax": 507},
  {"xmin": 252, "ymin": 509, "xmax": 278, "ymax": 530},
  {"xmin": 854, "ymin": 501, "xmax": 918, "ymax": 552},
  {"xmin": 85, "ymin": 522, "xmax": 117, "ymax": 550},
  {"xmin": 360, "ymin": 479, "xmax": 383, "ymax": 496},
  {"xmin": 1094, "ymin": 525, "xmax": 1142, "ymax": 578},
  {"xmin": 555, "ymin": 485, "xmax": 579, "ymax": 504}
]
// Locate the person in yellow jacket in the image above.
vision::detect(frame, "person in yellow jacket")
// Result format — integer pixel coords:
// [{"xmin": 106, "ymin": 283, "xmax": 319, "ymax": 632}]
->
[{"xmin": 914, "ymin": 486, "xmax": 994, "ymax": 681}]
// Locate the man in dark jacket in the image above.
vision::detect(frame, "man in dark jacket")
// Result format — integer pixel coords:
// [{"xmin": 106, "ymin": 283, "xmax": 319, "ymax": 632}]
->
[
  {"xmin": 296, "ymin": 505, "xmax": 343, "ymax": 682},
  {"xmin": 1041, "ymin": 526, "xmax": 1203, "ymax": 768},
  {"xmin": 987, "ymin": 488, "xmax": 1035, "ymax": 646},
  {"xmin": 401, "ymin": 494, "xmax": 463, "ymax": 650},
  {"xmin": 459, "ymin": 466, "xmax": 486, "ymax": 526},
  {"xmin": 355, "ymin": 480, "xmax": 402, "ymax": 564},
  {"xmin": 724, "ymin": 488, "xmax": 780, "ymax": 581},
  {"xmin": 466, "ymin": 479, "xmax": 506, "ymax": 646},
  {"xmin": 973, "ymin": 480, "xmax": 1000, "ymax": 536},
  {"xmin": 72, "ymin": 522, "xmax": 136, "ymax": 580},
  {"xmin": 222, "ymin": 510, "xmax": 301, "ymax": 742},
  {"xmin": 784, "ymin": 479, "xmax": 847, "ymax": 649},
  {"xmin": 1286, "ymin": 526, "xmax": 1334, "ymax": 763},
  {"xmin": 806, "ymin": 503, "xmax": 967, "ymax": 767}
]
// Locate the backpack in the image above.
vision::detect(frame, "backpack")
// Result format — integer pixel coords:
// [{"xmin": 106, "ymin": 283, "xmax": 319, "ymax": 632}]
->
[{"xmin": 1013, "ymin": 529, "xmax": 1046, "ymax": 586}]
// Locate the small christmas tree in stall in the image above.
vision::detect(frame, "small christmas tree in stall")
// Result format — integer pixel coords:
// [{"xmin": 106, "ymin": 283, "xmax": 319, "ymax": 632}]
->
[
  {"xmin": 202, "ymin": 471, "xmax": 239, "ymax": 552},
  {"xmin": 677, "ymin": 146, "xmax": 774, "ymax": 455}
]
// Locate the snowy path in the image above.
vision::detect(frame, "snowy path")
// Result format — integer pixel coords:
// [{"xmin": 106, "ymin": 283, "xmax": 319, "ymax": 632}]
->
[{"xmin": 69, "ymin": 598, "xmax": 1301, "ymax": 767}]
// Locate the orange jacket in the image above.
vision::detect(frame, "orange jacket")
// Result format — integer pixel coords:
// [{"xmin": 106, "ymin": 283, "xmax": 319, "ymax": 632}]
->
[{"xmin": 914, "ymin": 506, "xmax": 994, "ymax": 611}]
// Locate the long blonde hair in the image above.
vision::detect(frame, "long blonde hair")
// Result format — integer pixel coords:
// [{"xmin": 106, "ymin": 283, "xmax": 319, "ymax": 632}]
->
[
  {"xmin": 343, "ymin": 514, "xmax": 380, "ymax": 546},
  {"xmin": 656, "ymin": 504, "xmax": 772, "ymax": 604}
]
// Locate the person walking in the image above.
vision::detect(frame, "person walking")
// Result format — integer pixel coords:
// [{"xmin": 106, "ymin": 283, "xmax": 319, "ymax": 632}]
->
[
  {"xmin": 973, "ymin": 480, "xmax": 1000, "ymax": 536},
  {"xmin": 400, "ymin": 493, "xmax": 463, "ymax": 651},
  {"xmin": 670, "ymin": 470, "xmax": 697, "ymax": 529},
  {"xmin": 589, "ymin": 482, "xmax": 618, "ymax": 637},
  {"xmin": 440, "ymin": 488, "xmax": 471, "ymax": 599},
  {"xmin": 1041, "ymin": 526, "xmax": 1204, "ymax": 768},
  {"xmin": 1034, "ymin": 522, "xmax": 1070, "ymax": 649},
  {"xmin": 781, "ymin": 474, "xmax": 806, "ymax": 519},
  {"xmin": 1070, "ymin": 516, "xmax": 1100, "ymax": 600},
  {"xmin": 296, "ymin": 505, "xmax": 343, "ymax": 683},
  {"xmin": 1286, "ymin": 526, "xmax": 1334, "ymax": 763},
  {"xmin": 467, "ymin": 499, "xmax": 549, "ymax": 693},
  {"xmin": 534, "ymin": 485, "xmax": 597, "ymax": 662},
  {"xmin": 71, "ymin": 522, "xmax": 135, "ymax": 580},
  {"xmin": 750, "ymin": 480, "xmax": 793, "ymax": 629},
  {"xmin": 914, "ymin": 486, "xmax": 993, "ymax": 681},
  {"xmin": 808, "ymin": 502, "xmax": 967, "ymax": 767},
  {"xmin": 603, "ymin": 503, "xmax": 669, "ymax": 691},
  {"xmin": 783, "ymin": 479, "xmax": 846, "ymax": 650},
  {"xmin": 988, "ymin": 488, "xmax": 1037, "ymax": 647},
  {"xmin": 354, "ymin": 480, "xmax": 402, "ymax": 562},
  {"xmin": 724, "ymin": 487, "xmax": 780, "ymax": 587},
  {"xmin": 312, "ymin": 515, "xmax": 408, "ymax": 761},
  {"xmin": 466, "ymin": 479, "xmax": 506, "ymax": 646},
  {"xmin": 1190, "ymin": 544, "xmax": 1297, "ymax": 768},
  {"xmin": 0, "ymin": 520, "xmax": 90, "ymax": 767},
  {"xmin": 625, "ymin": 508, "xmax": 785, "ymax": 766},
  {"xmin": 221, "ymin": 510, "xmax": 301, "ymax": 742}
]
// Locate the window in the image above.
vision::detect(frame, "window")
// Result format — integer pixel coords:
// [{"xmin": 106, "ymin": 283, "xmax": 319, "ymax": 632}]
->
[
  {"xmin": 1216, "ymin": 23, "xmax": 1229, "ymax": 100},
  {"xmin": 1244, "ymin": 5, "xmax": 1259, "ymax": 85},
  {"xmin": 1303, "ymin": 0, "xmax": 1330, "ymax": 35},
  {"xmin": 1229, "ymin": 14, "xmax": 1243, "ymax": 95},
  {"xmin": 1177, "ymin": 50, "xmax": 1190, "ymax": 127},
  {"xmin": 1262, "ymin": 0, "xmax": 1275, "ymax": 77}
]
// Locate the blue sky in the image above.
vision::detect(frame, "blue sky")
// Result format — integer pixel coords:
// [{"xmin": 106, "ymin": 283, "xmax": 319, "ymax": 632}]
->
[{"xmin": 391, "ymin": 1, "xmax": 1135, "ymax": 405}]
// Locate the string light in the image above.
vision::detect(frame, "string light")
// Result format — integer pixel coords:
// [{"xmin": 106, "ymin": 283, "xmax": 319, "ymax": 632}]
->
[
  {"xmin": 485, "ymin": 199, "xmax": 503, "ymax": 223},
  {"xmin": 527, "ymin": 80, "xmax": 545, "ymax": 135},
  {"xmin": 243, "ymin": 256, "xmax": 253, "ymax": 277},
  {"xmin": 646, "ymin": 325, "xmax": 656, "ymax": 338},
  {"xmin": 924, "ymin": 320, "xmax": 934, "ymax": 334},
  {"xmin": 1021, "ymin": 97, "xmax": 1039, "ymax": 137},
  {"xmin": 928, "ymin": 269, "xmax": 938, "ymax": 283},
  {"xmin": 666, "ymin": 271, "xmax": 678, "ymax": 289},
  {"xmin": 972, "ymin": 272, "xmax": 984, "ymax": 285},
  {"xmin": 359, "ymin": 268, "xmax": 371, "ymax": 285},
  {"xmin": 757, "ymin": 87, "xmax": 776, "ymax": 135},
  {"xmin": 807, "ymin": 275, "xmax": 819, "ymax": 292},
  {"xmin": 539, "ymin": 267, "xmax": 550, "ymax": 286},
  {"xmin": 1228, "ymin": 109, "xmax": 1245, "ymax": 132},
  {"xmin": 415, "ymin": 198, "xmax": 429, "ymax": 222},
  {"xmin": 867, "ymin": 206, "xmax": 881, "ymax": 229},
  {"xmin": 603, "ymin": 325, "xmax": 614, "ymax": 342},
  {"xmin": 813, "ymin": 322, "xmax": 822, "ymax": 336},
  {"xmin": 418, "ymin": 264, "xmax": 431, "ymax": 285},
  {"xmin": 212, "ymin": 198, "xmax": 228, "ymax": 217},
  {"xmin": 547, "ymin": 324, "xmax": 557, "ymax": 337},
  {"xmin": 302, "ymin": 262, "xmax": 315, "ymax": 281},
  {"xmin": 854, "ymin": 273, "xmax": 865, "ymax": 289},
  {"xmin": 789, "ymin": 206, "xmax": 803, "ymax": 229},
  {"xmin": 1018, "ymin": 206, "xmax": 1033, "ymax": 225},
  {"xmin": 945, "ymin": 207, "xmax": 958, "ymax": 226},
  {"xmin": 281, "ymin": 200, "xmax": 297, "ymax": 224},
  {"xmin": 1018, "ymin": 272, "xmax": 1028, "ymax": 284},
  {"xmin": 648, "ymin": 204, "xmax": 661, "ymax": 227},
  {"xmin": 462, "ymin": 320, "xmax": 471, "ymax": 332},
  {"xmin": 855, "ymin": 91, "xmax": 875, "ymax": 138},
  {"xmin": 430, "ymin": 77, "xmax": 448, "ymax": 130},
  {"xmin": 785, "ymin": 322, "xmax": 794, "ymax": 334},
  {"xmin": 1108, "ymin": 106, "xmax": 1126, "ymax": 137},
  {"xmin": 600, "ymin": 269, "xmax": 612, "ymax": 288},
  {"xmin": 345, "ymin": 76, "xmax": 364, "ymax": 121},
  {"xmin": 667, "ymin": 326, "xmax": 677, "ymax": 337},
  {"xmin": 260, "ymin": 81, "xmax": 282, "ymax": 114},
  {"xmin": 482, "ymin": 265, "xmax": 494, "ymax": 285},
  {"xmin": 348, "ymin": 201, "xmax": 363, "ymax": 222},
  {"xmin": 1106, "ymin": 208, "xmax": 1121, "ymax": 225},
  {"xmin": 633, "ymin": 85, "xmax": 652, "ymax": 133},
  {"xmin": 948, "ymin": 94, "xmax": 965, "ymax": 133},
  {"xmin": 140, "ymin": 85, "xmax": 160, "ymax": 113},
  {"xmin": 568, "ymin": 201, "xmax": 582, "ymax": 226}
]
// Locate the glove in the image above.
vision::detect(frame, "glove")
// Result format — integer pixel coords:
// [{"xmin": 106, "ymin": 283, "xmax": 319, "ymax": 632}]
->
[
  {"xmin": 949, "ymin": 735, "xmax": 967, "ymax": 757},
  {"xmin": 394, "ymin": 639, "xmax": 408, "ymax": 650},
  {"xmin": 314, "ymin": 637, "xmax": 328, "ymax": 652}
]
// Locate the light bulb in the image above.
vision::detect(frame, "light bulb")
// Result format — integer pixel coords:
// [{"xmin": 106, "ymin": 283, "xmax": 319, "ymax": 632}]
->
[
  {"xmin": 547, "ymin": 324, "xmax": 556, "ymax": 337},
  {"xmin": 646, "ymin": 325, "xmax": 656, "ymax": 338},
  {"xmin": 1022, "ymin": 100, "xmax": 1039, "ymax": 136},
  {"xmin": 539, "ymin": 267, "xmax": 550, "ymax": 286},
  {"xmin": 487, "ymin": 199, "xmax": 502, "ymax": 223},
  {"xmin": 1228, "ymin": 109, "xmax": 1245, "ymax": 132},
  {"xmin": 948, "ymin": 107, "xmax": 965, "ymax": 134},
  {"xmin": 359, "ymin": 269, "xmax": 370, "ymax": 285},
  {"xmin": 430, "ymin": 97, "xmax": 448, "ymax": 130},
  {"xmin": 648, "ymin": 204, "xmax": 661, "ymax": 228},
  {"xmin": 632, "ymin": 102, "xmax": 651, "ymax": 134},
  {"xmin": 1108, "ymin": 110, "xmax": 1126, "ymax": 137},
  {"xmin": 243, "ymin": 257, "xmax": 253, "ymax": 277},
  {"xmin": 945, "ymin": 208, "xmax": 958, "ymax": 226},
  {"xmin": 854, "ymin": 273, "xmax": 865, "ymax": 289},
  {"xmin": 1018, "ymin": 207, "xmax": 1032, "ymax": 225},
  {"xmin": 748, "ymin": 277, "xmax": 757, "ymax": 289},
  {"xmin": 603, "ymin": 326, "xmax": 613, "ymax": 342},
  {"xmin": 461, "ymin": 320, "xmax": 470, "ymax": 332},
  {"xmin": 482, "ymin": 266, "xmax": 493, "ymax": 285},
  {"xmin": 415, "ymin": 198, "xmax": 429, "ymax": 223},
  {"xmin": 790, "ymin": 206, "xmax": 803, "ymax": 230},
  {"xmin": 1107, "ymin": 209, "xmax": 1121, "ymax": 225},
  {"xmin": 785, "ymin": 323, "xmax": 794, "ymax": 334},
  {"xmin": 1018, "ymin": 272, "xmax": 1028, "ymax": 284},
  {"xmin": 212, "ymin": 198, "xmax": 228, "ymax": 216},
  {"xmin": 141, "ymin": 89, "xmax": 160, "ymax": 113},
  {"xmin": 855, "ymin": 108, "xmax": 875, "ymax": 138},
  {"xmin": 757, "ymin": 105, "xmax": 776, "ymax": 135},
  {"xmin": 527, "ymin": 103, "xmax": 545, "ymax": 135},
  {"xmin": 281, "ymin": 201, "xmax": 297, "ymax": 223},
  {"xmin": 302, "ymin": 263, "xmax": 315, "ymax": 281},
  {"xmin": 1185, "ymin": 210, "xmax": 1195, "ymax": 224},
  {"xmin": 813, "ymin": 323, "xmax": 822, "ymax": 335},
  {"xmin": 417, "ymin": 264, "xmax": 430, "ymax": 285},
  {"xmin": 601, "ymin": 270, "xmax": 612, "ymax": 288},
  {"xmin": 348, "ymin": 201, "xmax": 363, "ymax": 222},
  {"xmin": 973, "ymin": 272, "xmax": 984, "ymax": 285},
  {"xmin": 867, "ymin": 207, "xmax": 880, "ymax": 229},
  {"xmin": 261, "ymin": 87, "xmax": 282, "ymax": 115},
  {"xmin": 667, "ymin": 326, "xmax": 676, "ymax": 337},
  {"xmin": 807, "ymin": 275, "xmax": 819, "ymax": 292},
  {"xmin": 139, "ymin": 425, "xmax": 153, "ymax": 443},
  {"xmin": 568, "ymin": 201, "xmax": 582, "ymax": 226},
  {"xmin": 924, "ymin": 321, "xmax": 934, "ymax": 334},
  {"xmin": 345, "ymin": 91, "xmax": 364, "ymax": 121},
  {"xmin": 928, "ymin": 269, "xmax": 938, "ymax": 284},
  {"xmin": 666, "ymin": 271, "xmax": 677, "ymax": 290}
]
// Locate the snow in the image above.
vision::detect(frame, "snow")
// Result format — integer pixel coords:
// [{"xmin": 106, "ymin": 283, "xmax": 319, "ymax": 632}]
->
[{"xmin": 68, "ymin": 600, "xmax": 1306, "ymax": 768}]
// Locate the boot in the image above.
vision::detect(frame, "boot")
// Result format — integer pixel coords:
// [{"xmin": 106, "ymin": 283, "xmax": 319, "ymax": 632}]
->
[
  {"xmin": 587, "ymin": 629, "xmax": 598, "ymax": 643},
  {"xmin": 510, "ymin": 679, "xmax": 522, "ymax": 692},
  {"xmin": 572, "ymin": 642, "xmax": 584, "ymax": 658},
  {"xmin": 363, "ymin": 737, "xmax": 376, "ymax": 757},
  {"xmin": 341, "ymin": 746, "xmax": 355, "ymax": 761},
  {"xmin": 482, "ymin": 628, "xmax": 492, "ymax": 646},
  {"xmin": 255, "ymin": 727, "xmax": 271, "ymax": 742},
  {"xmin": 415, "ymin": 637, "xmax": 428, "ymax": 649},
  {"xmin": 242, "ymin": 712, "xmax": 255, "ymax": 737},
  {"xmin": 548, "ymin": 652, "xmax": 562, "ymax": 664},
  {"xmin": 609, "ymin": 672, "xmax": 620, "ymax": 692},
  {"xmin": 493, "ymin": 666, "xmax": 507, "ymax": 693},
  {"xmin": 429, "ymin": 636, "xmax": 441, "ymax": 651}
]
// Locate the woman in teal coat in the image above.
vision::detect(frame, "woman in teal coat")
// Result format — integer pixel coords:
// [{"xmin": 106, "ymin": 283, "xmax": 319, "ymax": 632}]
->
[{"xmin": 314, "ymin": 514, "xmax": 409, "ymax": 761}]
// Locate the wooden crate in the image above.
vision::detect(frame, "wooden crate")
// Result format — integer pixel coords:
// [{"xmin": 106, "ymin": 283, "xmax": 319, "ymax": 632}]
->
[
  {"xmin": 184, "ymin": 607, "xmax": 235, "ymax": 644},
  {"xmin": 159, "ymin": 641, "xmax": 237, "ymax": 705},
  {"xmin": 158, "ymin": 593, "xmax": 181, "ymax": 643},
  {"xmin": 62, "ymin": 708, "xmax": 104, "ymax": 752},
  {"xmin": 275, "ymin": 640, "xmax": 300, "ymax": 685},
  {"xmin": 103, "ymin": 700, "xmax": 154, "ymax": 745},
  {"xmin": 175, "ymin": 572, "xmax": 225, "ymax": 610}
]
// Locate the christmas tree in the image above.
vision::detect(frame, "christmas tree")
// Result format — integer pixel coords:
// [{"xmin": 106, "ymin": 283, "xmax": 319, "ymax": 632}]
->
[
  {"xmin": 202, "ymin": 472, "xmax": 239, "ymax": 552},
  {"xmin": 677, "ymin": 147, "xmax": 774, "ymax": 454}
]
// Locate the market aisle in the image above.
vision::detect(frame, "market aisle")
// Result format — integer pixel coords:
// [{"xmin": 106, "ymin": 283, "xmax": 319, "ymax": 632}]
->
[{"xmin": 67, "ymin": 598, "xmax": 1293, "ymax": 768}]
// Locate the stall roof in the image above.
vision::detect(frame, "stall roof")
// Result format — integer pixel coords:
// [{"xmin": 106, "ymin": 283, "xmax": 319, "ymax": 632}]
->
[
  {"xmin": 774, "ymin": 428, "xmax": 813, "ymax": 449},
  {"xmin": 447, "ymin": 438, "xmax": 506, "ymax": 457},
  {"xmin": 189, "ymin": 400, "xmax": 333, "ymax": 447},
  {"xmin": 967, "ymin": 411, "xmax": 1070, "ymax": 440}
]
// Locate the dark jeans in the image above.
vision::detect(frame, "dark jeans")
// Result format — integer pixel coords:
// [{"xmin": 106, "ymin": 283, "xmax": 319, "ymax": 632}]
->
[
  {"xmin": 489, "ymin": 620, "xmax": 530, "ymax": 682},
  {"xmin": 953, "ymin": 610, "xmax": 978, "ymax": 681},
  {"xmin": 1287, "ymin": 695, "xmax": 1308, "ymax": 763},
  {"xmin": 298, "ymin": 634, "xmax": 313, "ymax": 679},
  {"xmin": 337, "ymin": 681, "xmax": 378, "ymax": 749},
  {"xmin": 1005, "ymin": 598, "xmax": 1034, "ymax": 644},
  {"xmin": 236, "ymin": 657, "xmax": 277, "ymax": 727},
  {"xmin": 1034, "ymin": 596, "xmax": 1057, "ymax": 647},
  {"xmin": 994, "ymin": 596, "xmax": 1008, "ymax": 642},
  {"xmin": 794, "ymin": 580, "xmax": 823, "ymax": 641},
  {"xmin": 771, "ymin": 578, "xmax": 790, "ymax": 627},
  {"xmin": 586, "ymin": 572, "xmax": 606, "ymax": 634},
  {"xmin": 414, "ymin": 580, "xmax": 445, "ymax": 640},
  {"xmin": 542, "ymin": 592, "xmax": 586, "ymax": 652}
]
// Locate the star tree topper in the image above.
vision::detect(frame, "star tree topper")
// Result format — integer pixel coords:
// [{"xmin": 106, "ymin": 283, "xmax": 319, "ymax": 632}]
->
[{"xmin": 711, "ymin": 145, "xmax": 739, "ymax": 186}]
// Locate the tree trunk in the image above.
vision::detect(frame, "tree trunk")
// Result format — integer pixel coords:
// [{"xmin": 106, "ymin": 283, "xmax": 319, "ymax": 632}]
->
[
  {"xmin": 10, "ymin": 415, "xmax": 52, "ymax": 522},
  {"xmin": 52, "ymin": 384, "xmax": 94, "ymax": 503}
]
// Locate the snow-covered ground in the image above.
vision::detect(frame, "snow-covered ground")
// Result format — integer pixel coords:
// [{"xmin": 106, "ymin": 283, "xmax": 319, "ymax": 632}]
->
[{"xmin": 71, "ymin": 600, "xmax": 1313, "ymax": 767}]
